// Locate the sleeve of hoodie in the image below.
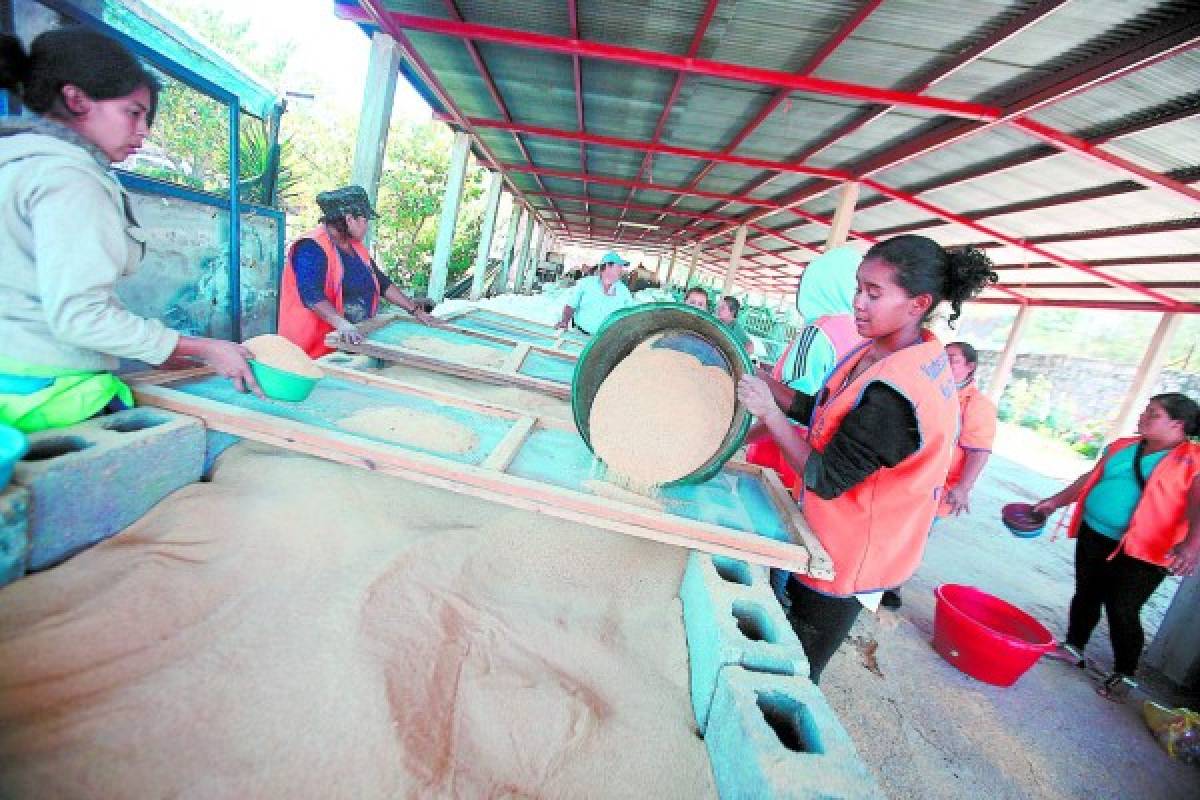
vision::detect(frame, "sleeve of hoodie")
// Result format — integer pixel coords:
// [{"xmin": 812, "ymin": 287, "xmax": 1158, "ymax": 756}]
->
[{"xmin": 29, "ymin": 165, "xmax": 179, "ymax": 365}]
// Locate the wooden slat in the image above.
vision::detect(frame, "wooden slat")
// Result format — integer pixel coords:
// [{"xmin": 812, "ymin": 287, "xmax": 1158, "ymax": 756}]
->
[
  {"xmin": 338, "ymin": 339, "xmax": 571, "ymax": 399},
  {"xmin": 501, "ymin": 342, "xmax": 532, "ymax": 373},
  {"xmin": 130, "ymin": 377, "xmax": 819, "ymax": 574},
  {"xmin": 481, "ymin": 416, "xmax": 537, "ymax": 471}
]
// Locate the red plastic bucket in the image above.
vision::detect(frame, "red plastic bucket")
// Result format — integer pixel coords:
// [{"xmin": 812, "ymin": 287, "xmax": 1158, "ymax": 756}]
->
[{"xmin": 932, "ymin": 584, "xmax": 1056, "ymax": 687}]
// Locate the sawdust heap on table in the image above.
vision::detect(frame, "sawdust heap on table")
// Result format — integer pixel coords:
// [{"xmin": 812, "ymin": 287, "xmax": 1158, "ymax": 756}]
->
[
  {"xmin": 338, "ymin": 407, "xmax": 479, "ymax": 455},
  {"xmin": 243, "ymin": 334, "xmax": 323, "ymax": 379},
  {"xmin": 402, "ymin": 335, "xmax": 507, "ymax": 370},
  {"xmin": 376, "ymin": 366, "xmax": 572, "ymax": 421},
  {"xmin": 582, "ymin": 479, "xmax": 665, "ymax": 511},
  {"xmin": 589, "ymin": 344, "xmax": 734, "ymax": 490}
]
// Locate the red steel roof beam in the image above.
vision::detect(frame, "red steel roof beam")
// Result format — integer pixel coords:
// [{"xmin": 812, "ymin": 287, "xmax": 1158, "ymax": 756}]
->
[
  {"xmin": 860, "ymin": 178, "xmax": 1183, "ymax": 308},
  {"xmin": 616, "ymin": 0, "xmax": 722, "ymax": 233},
  {"xmin": 704, "ymin": 10, "xmax": 1200, "ymax": 246},
  {"xmin": 501, "ymin": 163, "xmax": 792, "ymax": 209},
  {"xmin": 438, "ymin": 0, "xmax": 566, "ymax": 225},
  {"xmin": 459, "ymin": 116, "xmax": 852, "ymax": 180},
  {"xmin": 973, "ymin": 298, "xmax": 1200, "ymax": 313},
  {"xmin": 357, "ymin": 1, "xmax": 559, "ymax": 235},
  {"xmin": 654, "ymin": 0, "xmax": 887, "ymax": 240},
  {"xmin": 672, "ymin": 0, "xmax": 1073, "ymax": 240},
  {"xmin": 384, "ymin": 13, "xmax": 1003, "ymax": 120},
  {"xmin": 566, "ymin": 0, "xmax": 591, "ymax": 234}
]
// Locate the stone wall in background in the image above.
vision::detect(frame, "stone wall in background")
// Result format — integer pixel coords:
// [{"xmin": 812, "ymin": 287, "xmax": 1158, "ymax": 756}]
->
[{"xmin": 975, "ymin": 350, "xmax": 1200, "ymax": 426}]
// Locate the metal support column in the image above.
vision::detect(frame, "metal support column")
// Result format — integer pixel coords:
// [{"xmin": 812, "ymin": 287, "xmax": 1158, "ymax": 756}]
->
[
  {"xmin": 351, "ymin": 31, "xmax": 402, "ymax": 212},
  {"xmin": 1109, "ymin": 312, "xmax": 1183, "ymax": 438},
  {"xmin": 428, "ymin": 130, "xmax": 471, "ymax": 303},
  {"xmin": 513, "ymin": 214, "xmax": 535, "ymax": 294},
  {"xmin": 523, "ymin": 223, "xmax": 546, "ymax": 291},
  {"xmin": 825, "ymin": 181, "xmax": 860, "ymax": 249},
  {"xmin": 723, "ymin": 224, "xmax": 748, "ymax": 295},
  {"xmin": 685, "ymin": 242, "xmax": 700, "ymax": 287},
  {"xmin": 499, "ymin": 204, "xmax": 524, "ymax": 293},
  {"xmin": 985, "ymin": 305, "xmax": 1032, "ymax": 403},
  {"xmin": 470, "ymin": 171, "xmax": 504, "ymax": 300}
]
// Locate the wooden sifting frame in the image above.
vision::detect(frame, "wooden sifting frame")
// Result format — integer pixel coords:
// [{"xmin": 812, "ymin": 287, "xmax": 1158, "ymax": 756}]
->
[{"xmin": 129, "ymin": 365, "xmax": 832, "ymax": 577}]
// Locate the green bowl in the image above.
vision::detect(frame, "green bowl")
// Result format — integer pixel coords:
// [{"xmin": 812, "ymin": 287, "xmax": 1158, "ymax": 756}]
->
[
  {"xmin": 572, "ymin": 302, "xmax": 754, "ymax": 487},
  {"xmin": 248, "ymin": 360, "xmax": 319, "ymax": 402}
]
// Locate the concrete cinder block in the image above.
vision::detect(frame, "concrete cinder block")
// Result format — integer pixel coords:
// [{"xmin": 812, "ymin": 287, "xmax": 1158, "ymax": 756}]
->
[
  {"xmin": 0, "ymin": 485, "xmax": 30, "ymax": 588},
  {"xmin": 203, "ymin": 430, "xmax": 243, "ymax": 479},
  {"xmin": 681, "ymin": 551, "xmax": 809, "ymax": 734},
  {"xmin": 13, "ymin": 409, "xmax": 204, "ymax": 570},
  {"xmin": 705, "ymin": 667, "xmax": 884, "ymax": 800}
]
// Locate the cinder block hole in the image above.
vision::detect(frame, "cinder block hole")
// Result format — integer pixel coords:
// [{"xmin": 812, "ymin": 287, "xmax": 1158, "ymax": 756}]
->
[
  {"xmin": 732, "ymin": 602, "xmax": 777, "ymax": 643},
  {"xmin": 102, "ymin": 412, "xmax": 168, "ymax": 433},
  {"xmin": 21, "ymin": 436, "xmax": 92, "ymax": 462},
  {"xmin": 756, "ymin": 691, "xmax": 823, "ymax": 754},
  {"xmin": 711, "ymin": 556, "xmax": 752, "ymax": 586}
]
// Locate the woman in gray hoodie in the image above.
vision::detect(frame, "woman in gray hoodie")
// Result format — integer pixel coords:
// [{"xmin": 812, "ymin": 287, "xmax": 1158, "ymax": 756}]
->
[{"xmin": 0, "ymin": 27, "xmax": 260, "ymax": 432}]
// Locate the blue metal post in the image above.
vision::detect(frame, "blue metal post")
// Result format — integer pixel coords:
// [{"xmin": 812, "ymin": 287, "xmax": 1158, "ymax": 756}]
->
[{"xmin": 228, "ymin": 102, "xmax": 242, "ymax": 342}]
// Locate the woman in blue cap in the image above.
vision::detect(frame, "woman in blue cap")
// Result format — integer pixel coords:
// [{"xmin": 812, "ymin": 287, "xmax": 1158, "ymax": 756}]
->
[{"xmin": 555, "ymin": 250, "xmax": 634, "ymax": 335}]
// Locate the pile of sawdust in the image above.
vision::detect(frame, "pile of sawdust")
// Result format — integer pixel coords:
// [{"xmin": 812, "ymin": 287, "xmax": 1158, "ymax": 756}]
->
[
  {"xmin": 0, "ymin": 443, "xmax": 714, "ymax": 797},
  {"xmin": 402, "ymin": 335, "xmax": 507, "ymax": 370},
  {"xmin": 378, "ymin": 366, "xmax": 572, "ymax": 420},
  {"xmin": 589, "ymin": 344, "xmax": 734, "ymax": 489},
  {"xmin": 244, "ymin": 334, "xmax": 323, "ymax": 378},
  {"xmin": 337, "ymin": 407, "xmax": 479, "ymax": 455}
]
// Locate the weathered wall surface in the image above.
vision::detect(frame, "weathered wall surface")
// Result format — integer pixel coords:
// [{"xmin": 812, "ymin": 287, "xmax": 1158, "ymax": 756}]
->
[{"xmin": 117, "ymin": 189, "xmax": 281, "ymax": 342}]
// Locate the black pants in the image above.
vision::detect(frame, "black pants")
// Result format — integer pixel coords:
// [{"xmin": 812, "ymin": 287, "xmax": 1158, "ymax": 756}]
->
[
  {"xmin": 1066, "ymin": 522, "xmax": 1167, "ymax": 675},
  {"xmin": 784, "ymin": 576, "xmax": 862, "ymax": 684}
]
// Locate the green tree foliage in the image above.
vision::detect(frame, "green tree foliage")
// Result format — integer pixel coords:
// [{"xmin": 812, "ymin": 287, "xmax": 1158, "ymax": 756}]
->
[{"xmin": 143, "ymin": 2, "xmax": 488, "ymax": 295}]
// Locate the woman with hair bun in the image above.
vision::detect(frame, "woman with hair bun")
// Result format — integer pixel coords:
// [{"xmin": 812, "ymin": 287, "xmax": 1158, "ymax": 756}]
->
[
  {"xmin": 1033, "ymin": 392, "xmax": 1200, "ymax": 701},
  {"xmin": 0, "ymin": 27, "xmax": 259, "ymax": 433},
  {"xmin": 738, "ymin": 234, "xmax": 998, "ymax": 683}
]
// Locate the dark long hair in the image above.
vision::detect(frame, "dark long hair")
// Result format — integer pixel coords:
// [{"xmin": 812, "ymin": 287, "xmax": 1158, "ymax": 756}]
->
[
  {"xmin": 0, "ymin": 27, "xmax": 160, "ymax": 123},
  {"xmin": 864, "ymin": 235, "xmax": 998, "ymax": 326},
  {"xmin": 948, "ymin": 341, "xmax": 979, "ymax": 381},
  {"xmin": 1151, "ymin": 393, "xmax": 1200, "ymax": 437}
]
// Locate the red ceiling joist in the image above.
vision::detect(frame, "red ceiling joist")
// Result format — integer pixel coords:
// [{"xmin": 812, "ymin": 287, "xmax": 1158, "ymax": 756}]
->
[
  {"xmin": 643, "ymin": 0, "xmax": 886, "ymax": 241},
  {"xmin": 566, "ymin": 0, "xmax": 588, "ymax": 233},
  {"xmin": 385, "ymin": 12, "xmax": 1003, "ymax": 121},
  {"xmin": 973, "ymin": 297, "xmax": 1200, "ymax": 313},
  {"xmin": 528, "ymin": 191, "xmax": 742, "ymax": 223},
  {"xmin": 707, "ymin": 10, "xmax": 1200, "ymax": 246},
  {"xmin": 437, "ymin": 0, "xmax": 566, "ymax": 225},
  {"xmin": 503, "ymin": 163, "xmax": 788, "ymax": 209},
  {"xmin": 458, "ymin": 115, "xmax": 851, "ymax": 180},
  {"xmin": 617, "ymin": 0, "xmax": 722, "ymax": 235},
  {"xmin": 668, "ymin": 0, "xmax": 1077, "ymax": 238},
  {"xmin": 836, "ymin": 101, "xmax": 1200, "ymax": 224},
  {"xmin": 358, "ymin": 0, "xmax": 562, "ymax": 236},
  {"xmin": 861, "ymin": 178, "xmax": 1183, "ymax": 308}
]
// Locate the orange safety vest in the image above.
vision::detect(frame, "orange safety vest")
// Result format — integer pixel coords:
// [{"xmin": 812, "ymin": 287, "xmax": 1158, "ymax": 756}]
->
[
  {"xmin": 1068, "ymin": 437, "xmax": 1200, "ymax": 567},
  {"xmin": 796, "ymin": 331, "xmax": 959, "ymax": 597},
  {"xmin": 937, "ymin": 383, "xmax": 997, "ymax": 517},
  {"xmin": 749, "ymin": 315, "xmax": 864, "ymax": 490},
  {"xmin": 277, "ymin": 227, "xmax": 379, "ymax": 359}
]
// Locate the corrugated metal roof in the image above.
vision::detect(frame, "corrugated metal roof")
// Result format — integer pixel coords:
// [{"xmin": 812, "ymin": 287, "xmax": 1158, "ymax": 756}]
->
[{"xmin": 354, "ymin": 0, "xmax": 1200, "ymax": 311}]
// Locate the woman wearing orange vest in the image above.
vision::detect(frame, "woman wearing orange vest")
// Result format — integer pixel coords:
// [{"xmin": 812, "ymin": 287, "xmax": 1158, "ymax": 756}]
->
[
  {"xmin": 278, "ymin": 186, "xmax": 437, "ymax": 359},
  {"xmin": 1032, "ymin": 393, "xmax": 1200, "ymax": 700},
  {"xmin": 738, "ymin": 235, "xmax": 997, "ymax": 682},
  {"xmin": 880, "ymin": 341, "xmax": 998, "ymax": 609}
]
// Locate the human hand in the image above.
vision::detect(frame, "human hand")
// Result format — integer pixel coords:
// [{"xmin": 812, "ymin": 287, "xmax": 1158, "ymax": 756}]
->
[
  {"xmin": 944, "ymin": 487, "xmax": 970, "ymax": 515},
  {"xmin": 737, "ymin": 375, "xmax": 779, "ymax": 419},
  {"xmin": 335, "ymin": 321, "xmax": 363, "ymax": 345},
  {"xmin": 413, "ymin": 309, "xmax": 441, "ymax": 327},
  {"xmin": 1032, "ymin": 499, "xmax": 1056, "ymax": 517},
  {"xmin": 201, "ymin": 340, "xmax": 263, "ymax": 398},
  {"xmin": 554, "ymin": 319, "xmax": 568, "ymax": 330},
  {"xmin": 1167, "ymin": 539, "xmax": 1200, "ymax": 577},
  {"xmin": 754, "ymin": 364, "xmax": 773, "ymax": 381}
]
